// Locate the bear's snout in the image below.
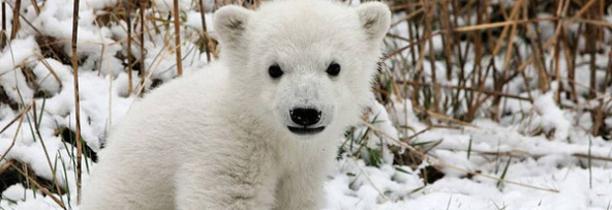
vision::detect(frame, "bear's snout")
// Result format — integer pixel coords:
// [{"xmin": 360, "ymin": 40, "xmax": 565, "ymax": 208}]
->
[
  {"xmin": 287, "ymin": 107, "xmax": 327, "ymax": 135},
  {"xmin": 290, "ymin": 108, "xmax": 321, "ymax": 126}
]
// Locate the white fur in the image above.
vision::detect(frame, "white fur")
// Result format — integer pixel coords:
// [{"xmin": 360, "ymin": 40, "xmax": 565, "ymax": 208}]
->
[{"xmin": 80, "ymin": 1, "xmax": 390, "ymax": 209}]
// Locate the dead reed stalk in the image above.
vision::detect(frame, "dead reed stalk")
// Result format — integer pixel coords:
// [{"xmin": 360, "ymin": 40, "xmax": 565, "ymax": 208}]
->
[
  {"xmin": 9, "ymin": 0, "xmax": 19, "ymax": 40},
  {"xmin": 70, "ymin": 0, "xmax": 83, "ymax": 203},
  {"xmin": 199, "ymin": 0, "xmax": 211, "ymax": 62},
  {"xmin": 125, "ymin": 0, "xmax": 134, "ymax": 94},
  {"xmin": 172, "ymin": 0, "xmax": 183, "ymax": 76},
  {"xmin": 140, "ymin": 0, "xmax": 146, "ymax": 89},
  {"xmin": 1, "ymin": 0, "xmax": 6, "ymax": 48}
]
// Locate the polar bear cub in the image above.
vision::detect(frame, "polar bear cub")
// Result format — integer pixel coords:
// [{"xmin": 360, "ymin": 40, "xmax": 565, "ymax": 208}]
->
[{"xmin": 80, "ymin": 1, "xmax": 390, "ymax": 209}]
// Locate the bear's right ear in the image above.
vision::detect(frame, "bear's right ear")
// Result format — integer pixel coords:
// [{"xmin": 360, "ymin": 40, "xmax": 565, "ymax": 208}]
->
[
  {"xmin": 356, "ymin": 2, "xmax": 391, "ymax": 42},
  {"xmin": 214, "ymin": 5, "xmax": 253, "ymax": 46}
]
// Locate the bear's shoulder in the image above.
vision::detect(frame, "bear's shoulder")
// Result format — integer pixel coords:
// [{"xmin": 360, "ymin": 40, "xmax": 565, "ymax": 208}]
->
[{"xmin": 123, "ymin": 63, "xmax": 229, "ymax": 124}]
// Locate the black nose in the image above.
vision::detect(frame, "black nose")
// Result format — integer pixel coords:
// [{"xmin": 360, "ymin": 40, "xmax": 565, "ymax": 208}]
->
[{"xmin": 290, "ymin": 108, "xmax": 321, "ymax": 126}]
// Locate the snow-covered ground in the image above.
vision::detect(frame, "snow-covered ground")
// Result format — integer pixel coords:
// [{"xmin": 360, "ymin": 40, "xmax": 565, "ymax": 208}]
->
[{"xmin": 1, "ymin": 0, "xmax": 611, "ymax": 209}]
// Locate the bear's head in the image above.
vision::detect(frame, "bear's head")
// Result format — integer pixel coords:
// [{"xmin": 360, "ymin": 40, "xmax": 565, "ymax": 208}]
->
[{"xmin": 214, "ymin": 0, "xmax": 390, "ymax": 139}]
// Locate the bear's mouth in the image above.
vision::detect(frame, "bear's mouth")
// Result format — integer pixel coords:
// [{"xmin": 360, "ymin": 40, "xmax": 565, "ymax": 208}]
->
[{"xmin": 287, "ymin": 126, "xmax": 325, "ymax": 135}]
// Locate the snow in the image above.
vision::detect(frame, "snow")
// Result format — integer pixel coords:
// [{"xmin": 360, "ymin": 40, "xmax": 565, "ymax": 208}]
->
[
  {"xmin": 152, "ymin": 0, "xmax": 191, "ymax": 13},
  {"xmin": 532, "ymin": 91, "xmax": 571, "ymax": 140},
  {"xmin": 0, "ymin": 37, "xmax": 39, "ymax": 105},
  {"xmin": 186, "ymin": 11, "xmax": 215, "ymax": 32},
  {"xmin": 1, "ymin": 0, "xmax": 611, "ymax": 210},
  {"xmin": 84, "ymin": 0, "xmax": 117, "ymax": 10},
  {"xmin": 325, "ymin": 118, "xmax": 612, "ymax": 210},
  {"xmin": 31, "ymin": 58, "xmax": 72, "ymax": 96},
  {"xmin": 1, "ymin": 184, "xmax": 64, "ymax": 210}
]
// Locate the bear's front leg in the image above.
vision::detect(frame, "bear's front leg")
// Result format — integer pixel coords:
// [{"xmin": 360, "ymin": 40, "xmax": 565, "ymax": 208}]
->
[
  {"xmin": 174, "ymin": 147, "xmax": 279, "ymax": 210},
  {"xmin": 273, "ymin": 168, "xmax": 327, "ymax": 210},
  {"xmin": 175, "ymin": 180, "xmax": 276, "ymax": 210}
]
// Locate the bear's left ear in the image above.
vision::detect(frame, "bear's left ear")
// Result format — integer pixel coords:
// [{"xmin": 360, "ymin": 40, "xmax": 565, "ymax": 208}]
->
[
  {"xmin": 356, "ymin": 2, "xmax": 391, "ymax": 42},
  {"xmin": 214, "ymin": 5, "xmax": 253, "ymax": 47}
]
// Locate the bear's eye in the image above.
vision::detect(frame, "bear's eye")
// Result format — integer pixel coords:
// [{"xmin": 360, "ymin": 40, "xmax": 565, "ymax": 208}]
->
[
  {"xmin": 326, "ymin": 62, "xmax": 341, "ymax": 77},
  {"xmin": 268, "ymin": 64, "xmax": 284, "ymax": 79}
]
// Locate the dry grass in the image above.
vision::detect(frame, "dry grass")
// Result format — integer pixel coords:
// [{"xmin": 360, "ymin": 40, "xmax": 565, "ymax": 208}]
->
[
  {"xmin": 70, "ymin": 0, "xmax": 83, "ymax": 203},
  {"xmin": 380, "ymin": 0, "xmax": 611, "ymax": 129}
]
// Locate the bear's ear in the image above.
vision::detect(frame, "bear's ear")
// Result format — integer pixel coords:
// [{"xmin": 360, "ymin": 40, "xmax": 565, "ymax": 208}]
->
[
  {"xmin": 214, "ymin": 5, "xmax": 253, "ymax": 45},
  {"xmin": 356, "ymin": 2, "xmax": 391, "ymax": 42}
]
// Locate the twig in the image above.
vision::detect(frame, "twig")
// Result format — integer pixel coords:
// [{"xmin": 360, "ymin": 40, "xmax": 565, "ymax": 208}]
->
[
  {"xmin": 10, "ymin": 162, "xmax": 66, "ymax": 209},
  {"xmin": 396, "ymin": 80, "xmax": 532, "ymax": 101},
  {"xmin": 389, "ymin": 7, "xmax": 423, "ymax": 28},
  {"xmin": 354, "ymin": 161, "xmax": 390, "ymax": 202},
  {"xmin": 198, "ymin": 0, "xmax": 211, "ymax": 62},
  {"xmin": 453, "ymin": 17, "xmax": 555, "ymax": 32},
  {"xmin": 29, "ymin": 0, "xmax": 40, "ymax": 15},
  {"xmin": 383, "ymin": 30, "xmax": 443, "ymax": 60},
  {"xmin": 0, "ymin": 159, "xmax": 14, "ymax": 174},
  {"xmin": 0, "ymin": 105, "xmax": 31, "ymax": 135},
  {"xmin": 401, "ymin": 126, "xmax": 433, "ymax": 142},
  {"xmin": 573, "ymin": 0, "xmax": 599, "ymax": 18},
  {"xmin": 452, "ymin": 148, "xmax": 612, "ymax": 164},
  {"xmin": 37, "ymin": 56, "xmax": 63, "ymax": 88},
  {"xmin": 140, "ymin": 0, "xmax": 146, "ymax": 91},
  {"xmin": 70, "ymin": 0, "xmax": 84, "ymax": 203},
  {"xmin": 1, "ymin": 0, "xmax": 6, "ymax": 49},
  {"xmin": 9, "ymin": 0, "xmax": 20, "ymax": 40},
  {"xmin": 29, "ymin": 101, "xmax": 67, "ymax": 207},
  {"xmin": 172, "ymin": 0, "xmax": 183, "ymax": 76},
  {"xmin": 125, "ymin": 0, "xmax": 134, "ymax": 94},
  {"xmin": 0, "ymin": 108, "xmax": 26, "ymax": 162}
]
